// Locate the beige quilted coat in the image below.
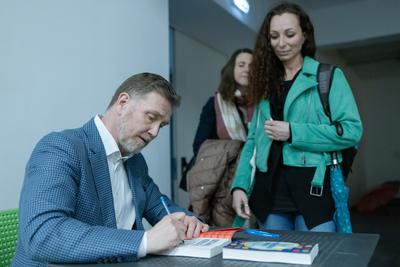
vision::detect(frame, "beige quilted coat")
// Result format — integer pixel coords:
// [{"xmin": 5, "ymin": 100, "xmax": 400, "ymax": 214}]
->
[{"xmin": 187, "ymin": 139, "xmax": 243, "ymax": 226}]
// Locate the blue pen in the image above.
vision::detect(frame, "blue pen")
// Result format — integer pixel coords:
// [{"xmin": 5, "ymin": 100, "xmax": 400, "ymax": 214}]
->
[
  {"xmin": 243, "ymin": 229, "xmax": 280, "ymax": 238},
  {"xmin": 161, "ymin": 196, "xmax": 184, "ymax": 245},
  {"xmin": 160, "ymin": 196, "xmax": 171, "ymax": 214}
]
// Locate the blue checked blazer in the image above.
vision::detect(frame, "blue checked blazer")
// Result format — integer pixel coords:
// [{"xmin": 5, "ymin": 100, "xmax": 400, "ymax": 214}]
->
[{"xmin": 12, "ymin": 118, "xmax": 187, "ymax": 266}]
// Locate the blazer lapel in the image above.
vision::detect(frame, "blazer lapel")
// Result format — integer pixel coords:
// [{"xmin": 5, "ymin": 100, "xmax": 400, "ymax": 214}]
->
[
  {"xmin": 126, "ymin": 157, "xmax": 143, "ymax": 230},
  {"xmin": 83, "ymin": 119, "xmax": 117, "ymax": 228}
]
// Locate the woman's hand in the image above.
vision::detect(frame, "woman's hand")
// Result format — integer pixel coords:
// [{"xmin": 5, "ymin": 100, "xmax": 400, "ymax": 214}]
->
[
  {"xmin": 232, "ymin": 189, "xmax": 251, "ymax": 219},
  {"xmin": 264, "ymin": 119, "xmax": 290, "ymax": 141}
]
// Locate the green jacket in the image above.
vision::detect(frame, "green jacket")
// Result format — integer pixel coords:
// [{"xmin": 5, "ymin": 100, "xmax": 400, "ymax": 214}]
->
[{"xmin": 231, "ymin": 56, "xmax": 363, "ymax": 196}]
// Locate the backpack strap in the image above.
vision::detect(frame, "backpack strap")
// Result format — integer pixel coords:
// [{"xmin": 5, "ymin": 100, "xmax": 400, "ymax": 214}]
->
[
  {"xmin": 311, "ymin": 63, "xmax": 338, "ymax": 194},
  {"xmin": 317, "ymin": 63, "xmax": 343, "ymax": 137},
  {"xmin": 317, "ymin": 63, "xmax": 336, "ymax": 123}
]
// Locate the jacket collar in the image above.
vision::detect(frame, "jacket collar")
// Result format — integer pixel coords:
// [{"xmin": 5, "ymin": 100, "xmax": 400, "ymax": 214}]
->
[
  {"xmin": 302, "ymin": 56, "xmax": 319, "ymax": 75},
  {"xmin": 283, "ymin": 56, "xmax": 319, "ymax": 118},
  {"xmin": 83, "ymin": 118, "xmax": 117, "ymax": 228}
]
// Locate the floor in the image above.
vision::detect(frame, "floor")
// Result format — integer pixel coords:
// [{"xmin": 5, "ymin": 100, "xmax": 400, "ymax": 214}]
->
[{"xmin": 351, "ymin": 198, "xmax": 400, "ymax": 267}]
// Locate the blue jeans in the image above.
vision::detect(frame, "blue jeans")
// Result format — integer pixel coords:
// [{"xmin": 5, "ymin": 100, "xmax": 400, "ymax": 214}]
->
[{"xmin": 258, "ymin": 213, "xmax": 336, "ymax": 232}]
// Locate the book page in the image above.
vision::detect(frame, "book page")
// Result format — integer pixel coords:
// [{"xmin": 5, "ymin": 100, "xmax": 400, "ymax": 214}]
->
[
  {"xmin": 157, "ymin": 237, "xmax": 230, "ymax": 258},
  {"xmin": 183, "ymin": 238, "xmax": 223, "ymax": 246}
]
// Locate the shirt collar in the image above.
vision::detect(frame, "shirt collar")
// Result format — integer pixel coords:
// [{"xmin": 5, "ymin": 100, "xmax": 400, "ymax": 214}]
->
[{"xmin": 94, "ymin": 115, "xmax": 132, "ymax": 163}]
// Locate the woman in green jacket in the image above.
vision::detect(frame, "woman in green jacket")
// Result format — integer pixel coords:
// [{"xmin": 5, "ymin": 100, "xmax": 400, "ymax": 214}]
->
[{"xmin": 231, "ymin": 3, "xmax": 362, "ymax": 232}]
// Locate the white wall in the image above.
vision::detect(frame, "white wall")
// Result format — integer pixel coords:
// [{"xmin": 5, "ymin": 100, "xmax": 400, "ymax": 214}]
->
[
  {"xmin": 172, "ymin": 30, "xmax": 227, "ymax": 208},
  {"xmin": 0, "ymin": 0, "xmax": 171, "ymax": 210}
]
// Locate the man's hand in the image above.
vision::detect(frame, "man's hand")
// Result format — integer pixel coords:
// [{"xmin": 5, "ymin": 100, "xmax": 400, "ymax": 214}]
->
[
  {"xmin": 146, "ymin": 212, "xmax": 186, "ymax": 254},
  {"xmin": 232, "ymin": 189, "xmax": 250, "ymax": 219},
  {"xmin": 183, "ymin": 215, "xmax": 209, "ymax": 239},
  {"xmin": 264, "ymin": 119, "xmax": 290, "ymax": 141}
]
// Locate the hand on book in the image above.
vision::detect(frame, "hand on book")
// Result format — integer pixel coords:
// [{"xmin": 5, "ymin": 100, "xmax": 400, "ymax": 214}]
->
[
  {"xmin": 232, "ymin": 189, "xmax": 251, "ymax": 219},
  {"xmin": 147, "ymin": 212, "xmax": 187, "ymax": 254},
  {"xmin": 183, "ymin": 215, "xmax": 209, "ymax": 239}
]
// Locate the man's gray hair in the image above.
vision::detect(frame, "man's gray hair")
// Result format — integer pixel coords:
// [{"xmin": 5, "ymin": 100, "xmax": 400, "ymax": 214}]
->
[{"xmin": 108, "ymin": 72, "xmax": 180, "ymax": 109}]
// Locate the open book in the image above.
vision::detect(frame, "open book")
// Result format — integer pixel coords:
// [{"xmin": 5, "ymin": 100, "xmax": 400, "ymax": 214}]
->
[
  {"xmin": 156, "ymin": 228, "xmax": 242, "ymax": 258},
  {"xmin": 223, "ymin": 240, "xmax": 319, "ymax": 265}
]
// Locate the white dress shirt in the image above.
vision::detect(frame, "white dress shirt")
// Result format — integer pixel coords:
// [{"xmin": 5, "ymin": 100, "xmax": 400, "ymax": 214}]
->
[{"xmin": 94, "ymin": 115, "xmax": 147, "ymax": 257}]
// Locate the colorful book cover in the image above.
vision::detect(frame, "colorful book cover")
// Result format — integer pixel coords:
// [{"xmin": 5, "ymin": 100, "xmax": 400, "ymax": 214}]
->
[
  {"xmin": 223, "ymin": 240, "xmax": 319, "ymax": 265},
  {"xmin": 225, "ymin": 240, "xmax": 316, "ymax": 253}
]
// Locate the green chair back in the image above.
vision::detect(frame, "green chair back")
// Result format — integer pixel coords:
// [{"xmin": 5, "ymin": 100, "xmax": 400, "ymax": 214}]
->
[{"xmin": 0, "ymin": 209, "xmax": 18, "ymax": 267}]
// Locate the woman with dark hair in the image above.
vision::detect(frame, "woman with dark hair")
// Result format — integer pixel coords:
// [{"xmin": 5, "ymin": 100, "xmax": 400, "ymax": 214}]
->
[
  {"xmin": 183, "ymin": 48, "xmax": 254, "ymax": 226},
  {"xmin": 231, "ymin": 3, "xmax": 362, "ymax": 232},
  {"xmin": 192, "ymin": 48, "xmax": 254, "ymax": 157}
]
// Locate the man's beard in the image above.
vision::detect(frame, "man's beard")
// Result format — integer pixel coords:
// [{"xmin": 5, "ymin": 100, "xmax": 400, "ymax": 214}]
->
[{"xmin": 118, "ymin": 120, "xmax": 144, "ymax": 156}]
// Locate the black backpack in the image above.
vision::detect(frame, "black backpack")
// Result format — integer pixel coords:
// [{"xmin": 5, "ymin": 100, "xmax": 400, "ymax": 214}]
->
[{"xmin": 317, "ymin": 63, "xmax": 358, "ymax": 180}]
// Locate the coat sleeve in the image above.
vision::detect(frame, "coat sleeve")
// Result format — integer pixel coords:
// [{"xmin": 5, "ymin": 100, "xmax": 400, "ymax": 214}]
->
[
  {"xmin": 19, "ymin": 133, "xmax": 143, "ymax": 264},
  {"xmin": 192, "ymin": 97, "xmax": 218, "ymax": 157},
  {"xmin": 290, "ymin": 68, "xmax": 363, "ymax": 152}
]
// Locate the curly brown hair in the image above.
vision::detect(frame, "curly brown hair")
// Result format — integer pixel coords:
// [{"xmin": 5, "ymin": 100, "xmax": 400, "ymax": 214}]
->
[
  {"xmin": 218, "ymin": 48, "xmax": 253, "ymax": 103},
  {"xmin": 248, "ymin": 2, "xmax": 316, "ymax": 106}
]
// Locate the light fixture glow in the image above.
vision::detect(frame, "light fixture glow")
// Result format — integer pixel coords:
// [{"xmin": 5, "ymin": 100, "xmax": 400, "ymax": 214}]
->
[{"xmin": 233, "ymin": 0, "xmax": 250, "ymax": 14}]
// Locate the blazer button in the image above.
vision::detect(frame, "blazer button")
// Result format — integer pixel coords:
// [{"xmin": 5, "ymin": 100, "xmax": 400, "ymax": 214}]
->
[{"xmin": 200, "ymin": 186, "xmax": 204, "ymax": 190}]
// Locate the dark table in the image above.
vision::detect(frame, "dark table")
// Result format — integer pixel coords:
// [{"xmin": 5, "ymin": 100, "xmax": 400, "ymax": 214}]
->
[{"xmin": 50, "ymin": 230, "xmax": 379, "ymax": 267}]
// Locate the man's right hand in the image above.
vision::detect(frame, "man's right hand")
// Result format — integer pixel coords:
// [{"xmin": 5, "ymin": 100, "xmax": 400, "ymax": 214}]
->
[
  {"xmin": 232, "ymin": 189, "xmax": 251, "ymax": 219},
  {"xmin": 146, "ymin": 212, "xmax": 186, "ymax": 254}
]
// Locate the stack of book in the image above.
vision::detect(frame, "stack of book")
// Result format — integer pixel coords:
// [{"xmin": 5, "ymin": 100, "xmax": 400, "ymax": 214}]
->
[
  {"xmin": 156, "ymin": 227, "xmax": 242, "ymax": 258},
  {"xmin": 156, "ymin": 227, "xmax": 319, "ymax": 265},
  {"xmin": 223, "ymin": 240, "xmax": 319, "ymax": 265}
]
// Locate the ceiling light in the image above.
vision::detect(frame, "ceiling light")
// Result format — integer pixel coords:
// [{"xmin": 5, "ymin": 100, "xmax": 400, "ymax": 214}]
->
[{"xmin": 233, "ymin": 0, "xmax": 250, "ymax": 14}]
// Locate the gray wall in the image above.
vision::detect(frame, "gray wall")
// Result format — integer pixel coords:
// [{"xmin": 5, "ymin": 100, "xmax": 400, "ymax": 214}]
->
[
  {"xmin": 351, "ymin": 60, "xmax": 400, "ymax": 189},
  {"xmin": 0, "ymin": 0, "xmax": 171, "ymax": 210}
]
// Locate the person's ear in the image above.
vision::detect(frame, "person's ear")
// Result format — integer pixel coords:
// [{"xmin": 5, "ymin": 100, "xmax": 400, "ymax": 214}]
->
[{"xmin": 115, "ymin": 92, "xmax": 131, "ymax": 113}]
